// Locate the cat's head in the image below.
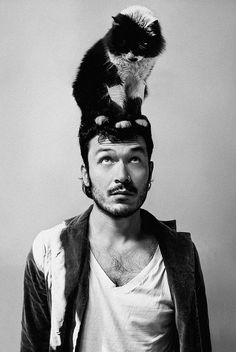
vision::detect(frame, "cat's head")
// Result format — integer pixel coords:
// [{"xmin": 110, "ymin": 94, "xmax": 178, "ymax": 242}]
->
[{"xmin": 105, "ymin": 6, "xmax": 165, "ymax": 63}]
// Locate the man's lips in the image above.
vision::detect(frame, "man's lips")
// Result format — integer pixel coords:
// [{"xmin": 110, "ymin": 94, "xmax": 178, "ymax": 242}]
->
[
  {"xmin": 110, "ymin": 189, "xmax": 134, "ymax": 196},
  {"xmin": 108, "ymin": 186, "xmax": 137, "ymax": 196}
]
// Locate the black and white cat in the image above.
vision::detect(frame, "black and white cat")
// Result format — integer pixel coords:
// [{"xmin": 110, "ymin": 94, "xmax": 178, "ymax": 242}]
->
[{"xmin": 72, "ymin": 5, "xmax": 165, "ymax": 128}]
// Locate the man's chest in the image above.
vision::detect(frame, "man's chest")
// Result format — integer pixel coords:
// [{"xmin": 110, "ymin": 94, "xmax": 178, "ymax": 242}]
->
[
  {"xmin": 80, "ymin": 241, "xmax": 175, "ymax": 352},
  {"xmin": 90, "ymin": 241, "xmax": 157, "ymax": 287}
]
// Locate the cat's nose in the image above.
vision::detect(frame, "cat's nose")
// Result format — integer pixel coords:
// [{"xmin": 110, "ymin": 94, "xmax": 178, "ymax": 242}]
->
[{"xmin": 128, "ymin": 57, "xmax": 138, "ymax": 62}]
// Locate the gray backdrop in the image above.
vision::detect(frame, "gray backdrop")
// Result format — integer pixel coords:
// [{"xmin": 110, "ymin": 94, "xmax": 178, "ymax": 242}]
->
[{"xmin": 1, "ymin": 1, "xmax": 236, "ymax": 351}]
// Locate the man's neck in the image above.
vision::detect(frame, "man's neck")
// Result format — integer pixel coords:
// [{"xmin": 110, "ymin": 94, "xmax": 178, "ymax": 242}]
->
[
  {"xmin": 88, "ymin": 204, "xmax": 158, "ymax": 287},
  {"xmin": 89, "ymin": 204, "xmax": 142, "ymax": 246}
]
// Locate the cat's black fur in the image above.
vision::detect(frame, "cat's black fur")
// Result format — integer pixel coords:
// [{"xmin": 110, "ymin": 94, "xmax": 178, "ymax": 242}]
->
[{"xmin": 72, "ymin": 6, "xmax": 165, "ymax": 128}]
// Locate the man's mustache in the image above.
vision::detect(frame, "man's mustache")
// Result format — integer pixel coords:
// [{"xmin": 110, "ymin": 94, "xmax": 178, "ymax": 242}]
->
[{"xmin": 108, "ymin": 183, "xmax": 137, "ymax": 195}]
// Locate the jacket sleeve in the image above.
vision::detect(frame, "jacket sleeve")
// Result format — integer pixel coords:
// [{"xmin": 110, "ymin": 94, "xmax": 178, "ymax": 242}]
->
[
  {"xmin": 20, "ymin": 249, "xmax": 51, "ymax": 352},
  {"xmin": 193, "ymin": 244, "xmax": 212, "ymax": 352}
]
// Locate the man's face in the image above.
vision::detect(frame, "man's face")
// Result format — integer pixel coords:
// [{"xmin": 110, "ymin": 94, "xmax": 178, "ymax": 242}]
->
[{"xmin": 81, "ymin": 135, "xmax": 153, "ymax": 218}]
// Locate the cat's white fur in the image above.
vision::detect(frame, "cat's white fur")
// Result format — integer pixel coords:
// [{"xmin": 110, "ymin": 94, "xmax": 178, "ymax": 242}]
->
[
  {"xmin": 105, "ymin": 6, "xmax": 158, "ymax": 108},
  {"xmin": 121, "ymin": 5, "xmax": 157, "ymax": 32},
  {"xmin": 107, "ymin": 51, "xmax": 156, "ymax": 108}
]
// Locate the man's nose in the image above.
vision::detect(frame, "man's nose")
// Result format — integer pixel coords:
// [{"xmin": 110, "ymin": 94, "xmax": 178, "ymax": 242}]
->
[{"xmin": 114, "ymin": 161, "xmax": 130, "ymax": 183}]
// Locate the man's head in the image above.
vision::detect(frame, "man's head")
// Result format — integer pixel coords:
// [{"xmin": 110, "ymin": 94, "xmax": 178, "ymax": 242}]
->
[{"xmin": 79, "ymin": 123, "xmax": 154, "ymax": 218}]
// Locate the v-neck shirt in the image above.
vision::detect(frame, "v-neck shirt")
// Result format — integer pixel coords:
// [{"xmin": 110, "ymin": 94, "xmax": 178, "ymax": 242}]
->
[{"xmin": 78, "ymin": 245, "xmax": 174, "ymax": 352}]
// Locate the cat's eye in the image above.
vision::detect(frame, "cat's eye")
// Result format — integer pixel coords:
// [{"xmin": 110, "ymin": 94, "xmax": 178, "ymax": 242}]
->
[{"xmin": 139, "ymin": 42, "xmax": 148, "ymax": 50}]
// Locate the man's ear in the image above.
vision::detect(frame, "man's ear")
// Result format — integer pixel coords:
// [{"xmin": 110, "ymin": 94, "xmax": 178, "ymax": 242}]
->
[
  {"xmin": 149, "ymin": 161, "xmax": 154, "ymax": 181},
  {"xmin": 81, "ymin": 165, "xmax": 90, "ymax": 187}
]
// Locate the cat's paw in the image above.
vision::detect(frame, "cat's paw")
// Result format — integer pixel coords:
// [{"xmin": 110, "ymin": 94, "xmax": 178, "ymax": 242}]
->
[
  {"xmin": 95, "ymin": 115, "xmax": 109, "ymax": 125},
  {"xmin": 115, "ymin": 120, "xmax": 132, "ymax": 128},
  {"xmin": 135, "ymin": 118, "xmax": 149, "ymax": 127}
]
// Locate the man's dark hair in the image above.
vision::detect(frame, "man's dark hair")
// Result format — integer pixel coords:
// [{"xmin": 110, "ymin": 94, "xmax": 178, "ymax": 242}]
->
[{"xmin": 79, "ymin": 122, "xmax": 154, "ymax": 198}]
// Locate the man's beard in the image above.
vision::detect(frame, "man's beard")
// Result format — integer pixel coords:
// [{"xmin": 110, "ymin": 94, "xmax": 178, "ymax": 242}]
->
[{"xmin": 89, "ymin": 179, "xmax": 150, "ymax": 218}]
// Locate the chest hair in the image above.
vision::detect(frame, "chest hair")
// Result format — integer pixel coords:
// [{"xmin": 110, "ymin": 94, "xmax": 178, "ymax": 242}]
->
[{"xmin": 90, "ymin": 238, "xmax": 157, "ymax": 287}]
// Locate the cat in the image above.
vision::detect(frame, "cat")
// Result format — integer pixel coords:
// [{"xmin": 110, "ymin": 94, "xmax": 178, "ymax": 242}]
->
[{"xmin": 72, "ymin": 5, "xmax": 165, "ymax": 128}]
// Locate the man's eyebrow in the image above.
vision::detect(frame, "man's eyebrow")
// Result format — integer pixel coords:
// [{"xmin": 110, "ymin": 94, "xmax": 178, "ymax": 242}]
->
[
  {"xmin": 129, "ymin": 146, "xmax": 146, "ymax": 154},
  {"xmin": 95, "ymin": 146, "xmax": 147, "ymax": 155},
  {"xmin": 95, "ymin": 148, "xmax": 115, "ymax": 155}
]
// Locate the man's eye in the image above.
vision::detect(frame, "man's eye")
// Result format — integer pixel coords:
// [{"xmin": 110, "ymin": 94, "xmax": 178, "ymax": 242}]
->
[
  {"xmin": 130, "ymin": 157, "xmax": 141, "ymax": 163},
  {"xmin": 100, "ymin": 157, "xmax": 113, "ymax": 164}
]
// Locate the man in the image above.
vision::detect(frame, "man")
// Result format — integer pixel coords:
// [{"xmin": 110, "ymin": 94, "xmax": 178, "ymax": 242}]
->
[{"xmin": 21, "ymin": 122, "xmax": 211, "ymax": 351}]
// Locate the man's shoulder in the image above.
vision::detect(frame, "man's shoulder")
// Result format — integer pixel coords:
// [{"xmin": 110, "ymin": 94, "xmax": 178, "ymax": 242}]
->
[
  {"xmin": 33, "ymin": 221, "xmax": 66, "ymax": 246},
  {"xmin": 33, "ymin": 206, "xmax": 92, "ymax": 245},
  {"xmin": 141, "ymin": 209, "xmax": 195, "ymax": 266},
  {"xmin": 31, "ymin": 221, "xmax": 67, "ymax": 271},
  {"xmin": 141, "ymin": 208, "xmax": 192, "ymax": 243},
  {"xmin": 31, "ymin": 206, "xmax": 92, "ymax": 271}
]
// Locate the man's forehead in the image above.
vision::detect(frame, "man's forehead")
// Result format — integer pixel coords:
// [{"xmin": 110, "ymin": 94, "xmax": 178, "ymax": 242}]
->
[{"xmin": 88, "ymin": 135, "xmax": 148, "ymax": 154}]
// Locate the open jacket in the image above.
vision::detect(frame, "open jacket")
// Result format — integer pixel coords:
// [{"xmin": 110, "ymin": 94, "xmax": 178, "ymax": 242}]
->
[{"xmin": 21, "ymin": 206, "xmax": 211, "ymax": 352}]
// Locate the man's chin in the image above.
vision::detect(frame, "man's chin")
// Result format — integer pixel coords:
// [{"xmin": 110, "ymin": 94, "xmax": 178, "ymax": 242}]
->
[{"xmin": 95, "ymin": 201, "xmax": 138, "ymax": 218}]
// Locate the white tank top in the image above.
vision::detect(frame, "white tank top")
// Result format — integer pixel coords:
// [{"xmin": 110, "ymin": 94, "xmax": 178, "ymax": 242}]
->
[{"xmin": 78, "ymin": 245, "xmax": 174, "ymax": 351}]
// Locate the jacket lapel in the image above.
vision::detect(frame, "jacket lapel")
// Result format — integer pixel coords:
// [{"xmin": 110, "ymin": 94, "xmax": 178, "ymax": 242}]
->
[
  {"xmin": 59, "ymin": 205, "xmax": 92, "ymax": 350},
  {"xmin": 141, "ymin": 209, "xmax": 196, "ymax": 351}
]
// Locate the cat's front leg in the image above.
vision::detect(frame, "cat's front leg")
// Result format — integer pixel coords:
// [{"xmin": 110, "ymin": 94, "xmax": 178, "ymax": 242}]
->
[
  {"xmin": 125, "ymin": 79, "xmax": 146, "ymax": 116},
  {"xmin": 94, "ymin": 98, "xmax": 126, "ymax": 126},
  {"xmin": 84, "ymin": 84, "xmax": 125, "ymax": 126},
  {"xmin": 135, "ymin": 115, "xmax": 149, "ymax": 127},
  {"xmin": 94, "ymin": 115, "xmax": 109, "ymax": 125},
  {"xmin": 107, "ymin": 85, "xmax": 126, "ymax": 111},
  {"xmin": 125, "ymin": 80, "xmax": 150, "ymax": 127},
  {"xmin": 125, "ymin": 97, "xmax": 142, "ymax": 117},
  {"xmin": 96, "ymin": 84, "xmax": 131, "ymax": 127},
  {"xmin": 126, "ymin": 98, "xmax": 149, "ymax": 127}
]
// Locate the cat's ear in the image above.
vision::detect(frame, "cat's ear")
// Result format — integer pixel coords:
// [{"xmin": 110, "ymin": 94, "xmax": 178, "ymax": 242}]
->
[
  {"xmin": 112, "ymin": 15, "xmax": 120, "ymax": 26},
  {"xmin": 149, "ymin": 20, "xmax": 161, "ymax": 36}
]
